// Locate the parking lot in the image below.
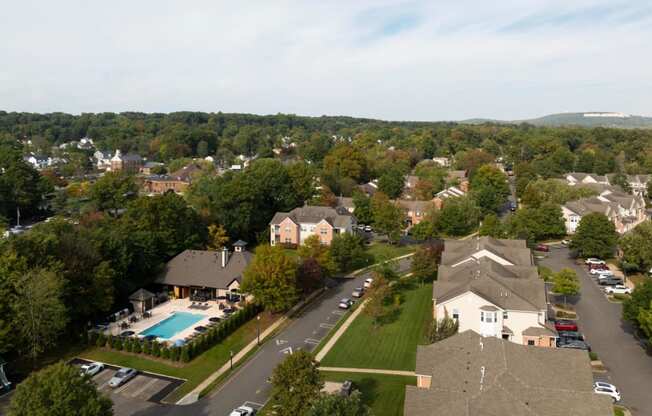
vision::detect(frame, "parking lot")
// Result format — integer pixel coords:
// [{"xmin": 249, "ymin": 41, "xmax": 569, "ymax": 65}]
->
[
  {"xmin": 539, "ymin": 246, "xmax": 652, "ymax": 415},
  {"xmin": 71, "ymin": 359, "xmax": 183, "ymax": 416}
]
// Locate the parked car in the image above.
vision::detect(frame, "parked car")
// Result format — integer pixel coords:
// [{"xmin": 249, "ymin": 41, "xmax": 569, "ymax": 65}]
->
[
  {"xmin": 589, "ymin": 268, "xmax": 612, "ymax": 275},
  {"xmin": 229, "ymin": 405, "xmax": 256, "ymax": 416},
  {"xmin": 120, "ymin": 330, "xmax": 135, "ymax": 337},
  {"xmin": 363, "ymin": 278, "xmax": 373, "ymax": 288},
  {"xmin": 594, "ymin": 381, "xmax": 619, "ymax": 392},
  {"xmin": 351, "ymin": 287, "xmax": 364, "ymax": 298},
  {"xmin": 535, "ymin": 244, "xmax": 549, "ymax": 252},
  {"xmin": 338, "ymin": 298, "xmax": 354, "ymax": 309},
  {"xmin": 554, "ymin": 320, "xmax": 578, "ymax": 332},
  {"xmin": 588, "ymin": 263, "xmax": 608, "ymax": 271},
  {"xmin": 80, "ymin": 362, "xmax": 104, "ymax": 377},
  {"xmin": 558, "ymin": 340, "xmax": 591, "ymax": 351},
  {"xmin": 561, "ymin": 239, "xmax": 570, "ymax": 245},
  {"xmin": 585, "ymin": 258, "xmax": 606, "ymax": 265},
  {"xmin": 598, "ymin": 277, "xmax": 624, "ymax": 286},
  {"xmin": 604, "ymin": 285, "xmax": 632, "ymax": 295},
  {"xmin": 557, "ymin": 331, "xmax": 584, "ymax": 342},
  {"xmin": 510, "ymin": 202, "xmax": 517, "ymax": 212},
  {"xmin": 108, "ymin": 367, "xmax": 138, "ymax": 388},
  {"xmin": 593, "ymin": 386, "xmax": 621, "ymax": 403},
  {"xmin": 357, "ymin": 224, "xmax": 366, "ymax": 230},
  {"xmin": 364, "ymin": 225, "xmax": 372, "ymax": 232}
]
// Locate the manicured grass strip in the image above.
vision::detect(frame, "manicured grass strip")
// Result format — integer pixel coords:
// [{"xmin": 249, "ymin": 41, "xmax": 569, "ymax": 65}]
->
[
  {"xmin": 81, "ymin": 312, "xmax": 278, "ymax": 402},
  {"xmin": 321, "ymin": 371, "xmax": 416, "ymax": 416},
  {"xmin": 319, "ymin": 282, "xmax": 433, "ymax": 371},
  {"xmin": 366, "ymin": 243, "xmax": 417, "ymax": 264}
]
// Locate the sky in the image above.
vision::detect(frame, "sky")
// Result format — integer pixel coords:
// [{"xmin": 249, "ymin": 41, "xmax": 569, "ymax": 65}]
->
[{"xmin": 1, "ymin": 0, "xmax": 651, "ymax": 121}]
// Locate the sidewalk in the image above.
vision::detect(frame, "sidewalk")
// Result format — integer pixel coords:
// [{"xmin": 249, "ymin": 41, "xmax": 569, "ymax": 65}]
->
[{"xmin": 320, "ymin": 367, "xmax": 415, "ymax": 377}]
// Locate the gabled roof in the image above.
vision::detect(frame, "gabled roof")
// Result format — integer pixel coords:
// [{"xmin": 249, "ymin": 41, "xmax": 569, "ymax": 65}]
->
[
  {"xmin": 441, "ymin": 237, "xmax": 532, "ymax": 267},
  {"xmin": 566, "ymin": 172, "xmax": 609, "ymax": 184},
  {"xmin": 156, "ymin": 249, "xmax": 252, "ymax": 289},
  {"xmin": 129, "ymin": 288, "xmax": 155, "ymax": 301},
  {"xmin": 405, "ymin": 331, "xmax": 612, "ymax": 416},
  {"xmin": 435, "ymin": 185, "xmax": 466, "ymax": 199},
  {"xmin": 270, "ymin": 205, "xmax": 355, "ymax": 228},
  {"xmin": 396, "ymin": 199, "xmax": 433, "ymax": 212},
  {"xmin": 434, "ymin": 258, "xmax": 546, "ymax": 311}
]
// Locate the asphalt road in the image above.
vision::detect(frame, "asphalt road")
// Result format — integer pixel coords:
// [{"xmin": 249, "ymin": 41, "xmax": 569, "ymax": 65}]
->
[
  {"xmin": 540, "ymin": 247, "xmax": 652, "ymax": 415},
  {"xmin": 136, "ymin": 257, "xmax": 413, "ymax": 416}
]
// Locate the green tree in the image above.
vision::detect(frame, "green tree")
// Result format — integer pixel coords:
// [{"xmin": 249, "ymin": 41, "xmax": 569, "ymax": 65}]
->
[
  {"xmin": 330, "ymin": 233, "xmax": 369, "ymax": 273},
  {"xmin": 479, "ymin": 213, "xmax": 505, "ymax": 238},
  {"xmin": 411, "ymin": 243, "xmax": 441, "ymax": 284},
  {"xmin": 242, "ymin": 245, "xmax": 298, "ymax": 312},
  {"xmin": 620, "ymin": 222, "xmax": 652, "ymax": 273},
  {"xmin": 89, "ymin": 172, "xmax": 138, "ymax": 213},
  {"xmin": 552, "ymin": 268, "xmax": 580, "ymax": 307},
  {"xmin": 352, "ymin": 191, "xmax": 373, "ymax": 225},
  {"xmin": 287, "ymin": 162, "xmax": 316, "ymax": 205},
  {"xmin": 377, "ymin": 168, "xmax": 405, "ymax": 199},
  {"xmin": 610, "ymin": 172, "xmax": 632, "ymax": 194},
  {"xmin": 623, "ymin": 280, "xmax": 652, "ymax": 324},
  {"xmin": 307, "ymin": 391, "xmax": 371, "ymax": 416},
  {"xmin": 371, "ymin": 193, "xmax": 404, "ymax": 243},
  {"xmin": 570, "ymin": 213, "xmax": 618, "ymax": 259},
  {"xmin": 206, "ymin": 224, "xmax": 229, "ymax": 251},
  {"xmin": 638, "ymin": 301, "xmax": 652, "ymax": 339},
  {"xmin": 436, "ymin": 196, "xmax": 480, "ymax": 236},
  {"xmin": 298, "ymin": 235, "xmax": 336, "ymax": 276},
  {"xmin": 12, "ymin": 269, "xmax": 68, "ymax": 363},
  {"xmin": 410, "ymin": 220, "xmax": 438, "ymax": 241},
  {"xmin": 455, "ymin": 149, "xmax": 495, "ymax": 179},
  {"xmin": 9, "ymin": 361, "xmax": 113, "ymax": 416},
  {"xmin": 427, "ymin": 315, "xmax": 459, "ymax": 343},
  {"xmin": 270, "ymin": 350, "xmax": 323, "ymax": 416},
  {"xmin": 364, "ymin": 273, "xmax": 393, "ymax": 328},
  {"xmin": 322, "ymin": 144, "xmax": 369, "ymax": 183},
  {"xmin": 470, "ymin": 164, "xmax": 510, "ymax": 214}
]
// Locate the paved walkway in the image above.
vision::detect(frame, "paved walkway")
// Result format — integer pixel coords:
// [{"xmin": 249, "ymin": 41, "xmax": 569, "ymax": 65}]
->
[
  {"xmin": 319, "ymin": 367, "xmax": 415, "ymax": 377},
  {"xmin": 314, "ymin": 299, "xmax": 369, "ymax": 362}
]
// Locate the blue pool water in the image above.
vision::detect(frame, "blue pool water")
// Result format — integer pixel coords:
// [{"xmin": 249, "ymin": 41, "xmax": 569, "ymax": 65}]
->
[{"xmin": 140, "ymin": 312, "xmax": 206, "ymax": 339}]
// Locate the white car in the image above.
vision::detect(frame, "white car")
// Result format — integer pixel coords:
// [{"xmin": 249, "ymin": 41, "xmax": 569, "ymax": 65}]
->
[
  {"xmin": 338, "ymin": 298, "xmax": 354, "ymax": 309},
  {"xmin": 590, "ymin": 269, "xmax": 613, "ymax": 276},
  {"xmin": 594, "ymin": 381, "xmax": 618, "ymax": 392},
  {"xmin": 229, "ymin": 406, "xmax": 256, "ymax": 416},
  {"xmin": 352, "ymin": 287, "xmax": 364, "ymax": 298},
  {"xmin": 108, "ymin": 367, "xmax": 138, "ymax": 388},
  {"xmin": 593, "ymin": 386, "xmax": 621, "ymax": 402},
  {"xmin": 585, "ymin": 258, "xmax": 606, "ymax": 265},
  {"xmin": 363, "ymin": 278, "xmax": 373, "ymax": 288},
  {"xmin": 561, "ymin": 239, "xmax": 570, "ymax": 245},
  {"xmin": 80, "ymin": 362, "xmax": 104, "ymax": 377},
  {"xmin": 605, "ymin": 285, "xmax": 632, "ymax": 295},
  {"xmin": 364, "ymin": 225, "xmax": 372, "ymax": 232}
]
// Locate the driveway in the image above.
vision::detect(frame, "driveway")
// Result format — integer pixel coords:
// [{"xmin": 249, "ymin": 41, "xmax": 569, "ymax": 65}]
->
[
  {"xmin": 136, "ymin": 257, "xmax": 413, "ymax": 416},
  {"xmin": 540, "ymin": 247, "xmax": 652, "ymax": 415}
]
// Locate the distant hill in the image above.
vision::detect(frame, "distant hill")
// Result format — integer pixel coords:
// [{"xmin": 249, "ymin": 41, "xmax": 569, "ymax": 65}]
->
[{"xmin": 460, "ymin": 112, "xmax": 652, "ymax": 128}]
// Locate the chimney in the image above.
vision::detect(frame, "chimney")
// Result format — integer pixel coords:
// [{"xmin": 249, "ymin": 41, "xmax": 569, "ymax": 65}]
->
[{"xmin": 221, "ymin": 247, "xmax": 229, "ymax": 268}]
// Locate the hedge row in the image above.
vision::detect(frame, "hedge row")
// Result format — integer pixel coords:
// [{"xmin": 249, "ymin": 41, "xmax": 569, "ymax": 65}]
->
[{"xmin": 87, "ymin": 302, "xmax": 263, "ymax": 363}]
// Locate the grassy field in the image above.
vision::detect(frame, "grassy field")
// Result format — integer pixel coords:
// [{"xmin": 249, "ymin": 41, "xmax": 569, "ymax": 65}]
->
[
  {"xmin": 365, "ymin": 243, "xmax": 417, "ymax": 263},
  {"xmin": 321, "ymin": 371, "xmax": 416, "ymax": 416},
  {"xmin": 319, "ymin": 282, "xmax": 432, "ymax": 371},
  {"xmin": 81, "ymin": 312, "xmax": 278, "ymax": 402}
]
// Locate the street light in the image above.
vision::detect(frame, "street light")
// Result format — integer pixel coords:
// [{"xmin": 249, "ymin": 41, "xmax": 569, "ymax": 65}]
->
[
  {"xmin": 257, "ymin": 315, "xmax": 261, "ymax": 345},
  {"xmin": 230, "ymin": 350, "xmax": 233, "ymax": 370}
]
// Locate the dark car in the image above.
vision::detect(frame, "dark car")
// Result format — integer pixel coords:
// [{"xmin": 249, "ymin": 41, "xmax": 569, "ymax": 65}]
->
[
  {"xmin": 557, "ymin": 331, "xmax": 584, "ymax": 342},
  {"xmin": 554, "ymin": 320, "xmax": 578, "ymax": 332},
  {"xmin": 535, "ymin": 244, "xmax": 549, "ymax": 252},
  {"xmin": 120, "ymin": 330, "xmax": 135, "ymax": 337},
  {"xmin": 559, "ymin": 340, "xmax": 591, "ymax": 351},
  {"xmin": 340, "ymin": 380, "xmax": 353, "ymax": 396},
  {"xmin": 598, "ymin": 277, "xmax": 624, "ymax": 286}
]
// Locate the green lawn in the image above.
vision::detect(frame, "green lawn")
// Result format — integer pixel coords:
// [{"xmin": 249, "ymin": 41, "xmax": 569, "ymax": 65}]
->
[
  {"xmin": 320, "ymin": 282, "xmax": 432, "ymax": 371},
  {"xmin": 321, "ymin": 371, "xmax": 416, "ymax": 416},
  {"xmin": 365, "ymin": 243, "xmax": 417, "ymax": 264},
  {"xmin": 81, "ymin": 312, "xmax": 277, "ymax": 402}
]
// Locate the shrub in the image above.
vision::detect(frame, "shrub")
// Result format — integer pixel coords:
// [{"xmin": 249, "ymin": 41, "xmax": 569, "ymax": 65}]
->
[
  {"xmin": 142, "ymin": 341, "xmax": 151, "ymax": 355},
  {"xmin": 124, "ymin": 338, "xmax": 133, "ymax": 353},
  {"xmin": 170, "ymin": 346, "xmax": 179, "ymax": 361},
  {"xmin": 132, "ymin": 341, "xmax": 142, "ymax": 354},
  {"xmin": 87, "ymin": 331, "xmax": 98, "ymax": 346},
  {"xmin": 589, "ymin": 351, "xmax": 599, "ymax": 361},
  {"xmin": 160, "ymin": 347, "xmax": 170, "ymax": 360},
  {"xmin": 151, "ymin": 341, "xmax": 161, "ymax": 357},
  {"xmin": 180, "ymin": 346, "xmax": 190, "ymax": 362},
  {"xmin": 113, "ymin": 338, "xmax": 123, "ymax": 351}
]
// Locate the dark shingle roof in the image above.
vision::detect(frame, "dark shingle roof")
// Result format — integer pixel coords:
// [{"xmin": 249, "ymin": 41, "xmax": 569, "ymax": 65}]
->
[
  {"xmin": 156, "ymin": 249, "xmax": 252, "ymax": 289},
  {"xmin": 405, "ymin": 331, "xmax": 612, "ymax": 416},
  {"xmin": 441, "ymin": 237, "xmax": 532, "ymax": 267}
]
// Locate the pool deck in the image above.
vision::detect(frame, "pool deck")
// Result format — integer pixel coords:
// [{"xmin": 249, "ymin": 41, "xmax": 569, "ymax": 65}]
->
[{"xmin": 106, "ymin": 298, "xmax": 229, "ymax": 344}]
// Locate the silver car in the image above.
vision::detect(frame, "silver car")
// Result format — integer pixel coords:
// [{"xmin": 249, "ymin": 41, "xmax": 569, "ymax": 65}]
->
[
  {"xmin": 108, "ymin": 367, "xmax": 138, "ymax": 388},
  {"xmin": 80, "ymin": 362, "xmax": 104, "ymax": 377}
]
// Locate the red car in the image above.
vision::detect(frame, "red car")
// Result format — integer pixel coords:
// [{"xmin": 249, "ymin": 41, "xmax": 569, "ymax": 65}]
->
[
  {"xmin": 535, "ymin": 244, "xmax": 549, "ymax": 252},
  {"xmin": 589, "ymin": 264, "xmax": 608, "ymax": 271},
  {"xmin": 555, "ymin": 320, "xmax": 578, "ymax": 332}
]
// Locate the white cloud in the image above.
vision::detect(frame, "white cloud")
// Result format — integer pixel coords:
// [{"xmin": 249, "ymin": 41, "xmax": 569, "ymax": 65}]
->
[{"xmin": 0, "ymin": 0, "xmax": 651, "ymax": 120}]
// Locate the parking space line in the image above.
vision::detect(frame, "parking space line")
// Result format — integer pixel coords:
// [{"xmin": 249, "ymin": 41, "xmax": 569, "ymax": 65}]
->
[
  {"xmin": 332, "ymin": 310, "xmax": 345, "ymax": 316},
  {"xmin": 129, "ymin": 377, "xmax": 159, "ymax": 398},
  {"xmin": 114, "ymin": 375, "xmax": 143, "ymax": 394},
  {"xmin": 320, "ymin": 323, "xmax": 335, "ymax": 329},
  {"xmin": 244, "ymin": 401, "xmax": 265, "ymax": 409},
  {"xmin": 304, "ymin": 338, "xmax": 320, "ymax": 345}
]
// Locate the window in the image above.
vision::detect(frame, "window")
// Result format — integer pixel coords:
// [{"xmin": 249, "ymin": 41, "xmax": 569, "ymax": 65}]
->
[
  {"xmin": 274, "ymin": 225, "xmax": 280, "ymax": 233},
  {"xmin": 527, "ymin": 340, "xmax": 535, "ymax": 346},
  {"xmin": 301, "ymin": 226, "xmax": 307, "ymax": 232},
  {"xmin": 285, "ymin": 226, "xmax": 291, "ymax": 232},
  {"xmin": 480, "ymin": 311, "xmax": 484, "ymax": 322},
  {"xmin": 485, "ymin": 312, "xmax": 495, "ymax": 323},
  {"xmin": 320, "ymin": 228, "xmax": 327, "ymax": 235},
  {"xmin": 503, "ymin": 311, "xmax": 508, "ymax": 320},
  {"xmin": 502, "ymin": 334, "xmax": 510, "ymax": 340},
  {"xmin": 309, "ymin": 226, "xmax": 315, "ymax": 232},
  {"xmin": 452, "ymin": 309, "xmax": 459, "ymax": 320}
]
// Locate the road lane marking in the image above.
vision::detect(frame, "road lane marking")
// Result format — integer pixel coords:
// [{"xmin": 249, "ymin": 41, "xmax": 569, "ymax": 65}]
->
[{"xmin": 280, "ymin": 347, "xmax": 293, "ymax": 355}]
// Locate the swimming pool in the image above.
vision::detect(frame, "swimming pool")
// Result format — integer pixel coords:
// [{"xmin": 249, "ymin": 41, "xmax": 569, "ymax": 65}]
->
[{"xmin": 139, "ymin": 311, "xmax": 206, "ymax": 339}]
